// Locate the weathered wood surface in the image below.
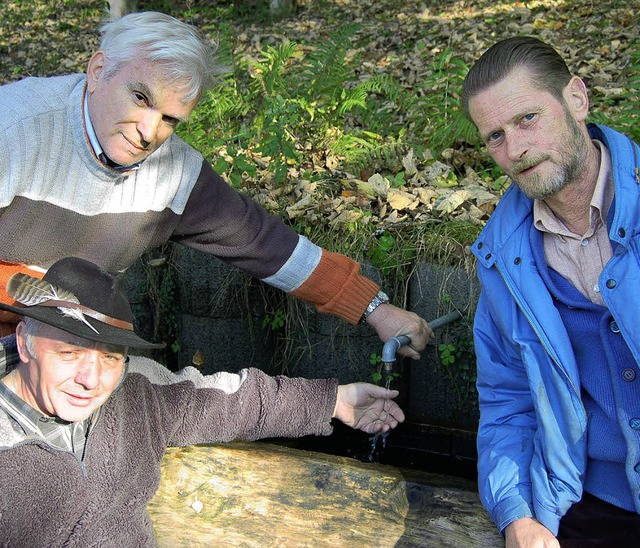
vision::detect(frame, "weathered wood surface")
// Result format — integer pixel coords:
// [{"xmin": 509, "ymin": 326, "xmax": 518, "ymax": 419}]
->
[{"xmin": 149, "ymin": 441, "xmax": 502, "ymax": 547}]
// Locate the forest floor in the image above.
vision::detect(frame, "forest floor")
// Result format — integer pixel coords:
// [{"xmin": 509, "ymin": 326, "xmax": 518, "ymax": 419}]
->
[{"xmin": 1, "ymin": 0, "xmax": 637, "ymax": 243}]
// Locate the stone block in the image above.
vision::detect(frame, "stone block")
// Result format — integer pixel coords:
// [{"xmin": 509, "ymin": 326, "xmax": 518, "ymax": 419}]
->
[
  {"xmin": 171, "ymin": 245, "xmax": 260, "ymax": 319},
  {"xmin": 406, "ymin": 264, "xmax": 480, "ymax": 428},
  {"xmin": 176, "ymin": 313, "xmax": 273, "ymax": 374}
]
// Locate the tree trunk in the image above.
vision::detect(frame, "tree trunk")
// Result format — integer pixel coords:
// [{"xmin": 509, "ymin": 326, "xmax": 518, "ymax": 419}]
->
[
  {"xmin": 270, "ymin": 0, "xmax": 295, "ymax": 20},
  {"xmin": 109, "ymin": 0, "xmax": 138, "ymax": 18},
  {"xmin": 149, "ymin": 441, "xmax": 502, "ymax": 547}
]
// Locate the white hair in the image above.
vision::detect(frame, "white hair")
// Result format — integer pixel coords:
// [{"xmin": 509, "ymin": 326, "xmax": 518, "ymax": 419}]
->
[
  {"xmin": 20, "ymin": 317, "xmax": 46, "ymax": 359},
  {"xmin": 98, "ymin": 11, "xmax": 228, "ymax": 103}
]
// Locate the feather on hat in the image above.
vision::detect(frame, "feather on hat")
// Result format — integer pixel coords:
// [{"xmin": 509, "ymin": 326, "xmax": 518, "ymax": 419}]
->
[{"xmin": 0, "ymin": 257, "xmax": 164, "ymax": 349}]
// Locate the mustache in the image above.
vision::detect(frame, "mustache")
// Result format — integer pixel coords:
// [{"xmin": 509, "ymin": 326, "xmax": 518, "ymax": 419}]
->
[{"xmin": 512, "ymin": 154, "xmax": 551, "ymax": 173}]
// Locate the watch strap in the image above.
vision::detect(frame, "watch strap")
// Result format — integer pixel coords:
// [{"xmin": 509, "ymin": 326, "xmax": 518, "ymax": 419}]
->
[{"xmin": 360, "ymin": 291, "xmax": 389, "ymax": 324}]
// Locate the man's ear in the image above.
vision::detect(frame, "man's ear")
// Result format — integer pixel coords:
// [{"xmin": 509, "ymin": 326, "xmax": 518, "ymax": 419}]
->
[
  {"xmin": 86, "ymin": 51, "xmax": 106, "ymax": 93},
  {"xmin": 15, "ymin": 321, "xmax": 31, "ymax": 364},
  {"xmin": 564, "ymin": 76, "xmax": 590, "ymax": 122}
]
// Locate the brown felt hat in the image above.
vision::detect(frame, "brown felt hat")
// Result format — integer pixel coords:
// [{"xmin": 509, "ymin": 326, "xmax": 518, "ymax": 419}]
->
[{"xmin": 0, "ymin": 257, "xmax": 164, "ymax": 349}]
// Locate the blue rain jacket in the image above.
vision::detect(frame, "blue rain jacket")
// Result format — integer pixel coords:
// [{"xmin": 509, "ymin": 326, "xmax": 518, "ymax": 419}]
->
[{"xmin": 471, "ymin": 124, "xmax": 640, "ymax": 535}]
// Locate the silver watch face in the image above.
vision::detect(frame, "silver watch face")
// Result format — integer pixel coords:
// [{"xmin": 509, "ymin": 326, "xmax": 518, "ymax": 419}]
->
[
  {"xmin": 377, "ymin": 291, "xmax": 389, "ymax": 302},
  {"xmin": 361, "ymin": 291, "xmax": 389, "ymax": 323}
]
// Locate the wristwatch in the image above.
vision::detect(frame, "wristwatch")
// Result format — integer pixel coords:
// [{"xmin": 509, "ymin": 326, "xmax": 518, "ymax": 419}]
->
[{"xmin": 360, "ymin": 290, "xmax": 390, "ymax": 324}]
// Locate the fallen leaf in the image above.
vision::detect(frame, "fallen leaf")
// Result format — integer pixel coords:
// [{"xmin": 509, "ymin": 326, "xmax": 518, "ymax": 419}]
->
[
  {"xmin": 387, "ymin": 188, "xmax": 419, "ymax": 210},
  {"xmin": 364, "ymin": 173, "xmax": 391, "ymax": 198},
  {"xmin": 329, "ymin": 210, "xmax": 363, "ymax": 226},
  {"xmin": 434, "ymin": 189, "xmax": 470, "ymax": 215},
  {"xmin": 286, "ymin": 194, "xmax": 315, "ymax": 218},
  {"xmin": 402, "ymin": 149, "xmax": 418, "ymax": 175}
]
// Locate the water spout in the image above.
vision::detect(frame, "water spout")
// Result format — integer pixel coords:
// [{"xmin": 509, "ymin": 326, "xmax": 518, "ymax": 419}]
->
[
  {"xmin": 370, "ymin": 311, "xmax": 464, "ymax": 462},
  {"xmin": 380, "ymin": 310, "xmax": 463, "ymax": 380},
  {"xmin": 381, "ymin": 335, "xmax": 411, "ymax": 380}
]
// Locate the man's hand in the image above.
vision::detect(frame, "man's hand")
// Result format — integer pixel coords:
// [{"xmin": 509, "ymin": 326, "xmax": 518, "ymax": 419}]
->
[
  {"xmin": 333, "ymin": 383, "xmax": 405, "ymax": 434},
  {"xmin": 365, "ymin": 303, "xmax": 433, "ymax": 360},
  {"xmin": 505, "ymin": 518, "xmax": 560, "ymax": 548}
]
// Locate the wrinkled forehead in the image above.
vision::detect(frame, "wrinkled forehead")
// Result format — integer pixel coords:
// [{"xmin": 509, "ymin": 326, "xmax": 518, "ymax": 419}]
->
[
  {"xmin": 108, "ymin": 55, "xmax": 196, "ymax": 103},
  {"xmin": 469, "ymin": 67, "xmax": 555, "ymax": 122}
]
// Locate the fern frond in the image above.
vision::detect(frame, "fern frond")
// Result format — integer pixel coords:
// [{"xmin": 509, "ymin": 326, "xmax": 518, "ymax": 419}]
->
[
  {"xmin": 338, "ymin": 88, "xmax": 368, "ymax": 115},
  {"xmin": 340, "ymin": 138, "xmax": 410, "ymax": 177},
  {"xmin": 302, "ymin": 24, "xmax": 360, "ymax": 99}
]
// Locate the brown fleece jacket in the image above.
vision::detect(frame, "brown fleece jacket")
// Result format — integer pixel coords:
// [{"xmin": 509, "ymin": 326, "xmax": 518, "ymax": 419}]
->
[{"xmin": 0, "ymin": 367, "xmax": 337, "ymax": 546}]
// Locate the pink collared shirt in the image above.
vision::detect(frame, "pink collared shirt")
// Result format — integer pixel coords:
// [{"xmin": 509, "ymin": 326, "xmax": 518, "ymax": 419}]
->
[{"xmin": 533, "ymin": 141, "xmax": 614, "ymax": 306}]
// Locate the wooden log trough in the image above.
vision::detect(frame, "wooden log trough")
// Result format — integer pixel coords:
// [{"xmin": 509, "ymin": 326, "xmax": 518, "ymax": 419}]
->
[{"xmin": 149, "ymin": 441, "xmax": 502, "ymax": 547}]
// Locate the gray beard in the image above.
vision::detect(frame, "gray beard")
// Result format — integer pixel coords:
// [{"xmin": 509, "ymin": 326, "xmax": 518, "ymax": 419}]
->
[
  {"xmin": 518, "ymin": 162, "xmax": 574, "ymax": 201},
  {"xmin": 514, "ymin": 116, "xmax": 588, "ymax": 201}
]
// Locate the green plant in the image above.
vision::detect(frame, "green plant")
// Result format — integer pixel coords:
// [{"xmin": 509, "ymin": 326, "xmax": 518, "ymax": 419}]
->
[
  {"xmin": 262, "ymin": 307, "xmax": 286, "ymax": 331},
  {"xmin": 349, "ymin": 49, "xmax": 481, "ymax": 158},
  {"xmin": 387, "ymin": 172, "xmax": 406, "ymax": 188},
  {"xmin": 369, "ymin": 352, "xmax": 382, "ymax": 383},
  {"xmin": 437, "ymin": 331, "xmax": 478, "ymax": 412},
  {"xmin": 409, "ymin": 49, "xmax": 480, "ymax": 152},
  {"xmin": 340, "ymin": 137, "xmax": 409, "ymax": 181},
  {"xmin": 438, "ymin": 342, "xmax": 457, "ymax": 366},
  {"xmin": 140, "ymin": 245, "xmax": 182, "ymax": 368},
  {"xmin": 369, "ymin": 352, "xmax": 400, "ymax": 385},
  {"xmin": 366, "ymin": 230, "xmax": 415, "ymax": 276},
  {"xmin": 179, "ymin": 24, "xmax": 417, "ymax": 188}
]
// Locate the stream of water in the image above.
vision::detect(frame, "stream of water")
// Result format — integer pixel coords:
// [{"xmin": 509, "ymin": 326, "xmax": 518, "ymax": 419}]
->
[{"xmin": 367, "ymin": 371, "xmax": 393, "ymax": 461}]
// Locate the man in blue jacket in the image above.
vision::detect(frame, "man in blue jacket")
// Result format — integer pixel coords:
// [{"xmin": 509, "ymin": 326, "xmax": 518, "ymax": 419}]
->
[{"xmin": 462, "ymin": 37, "xmax": 640, "ymax": 546}]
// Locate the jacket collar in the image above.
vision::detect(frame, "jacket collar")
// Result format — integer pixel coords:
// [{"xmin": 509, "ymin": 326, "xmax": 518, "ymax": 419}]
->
[{"xmin": 472, "ymin": 123, "xmax": 640, "ymax": 267}]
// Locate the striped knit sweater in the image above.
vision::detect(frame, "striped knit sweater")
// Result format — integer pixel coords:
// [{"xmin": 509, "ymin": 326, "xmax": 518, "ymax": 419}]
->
[{"xmin": 0, "ymin": 74, "xmax": 378, "ymax": 324}]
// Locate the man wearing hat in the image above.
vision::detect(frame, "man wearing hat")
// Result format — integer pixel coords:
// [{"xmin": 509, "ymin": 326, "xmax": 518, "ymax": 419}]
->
[{"xmin": 0, "ymin": 257, "xmax": 404, "ymax": 545}]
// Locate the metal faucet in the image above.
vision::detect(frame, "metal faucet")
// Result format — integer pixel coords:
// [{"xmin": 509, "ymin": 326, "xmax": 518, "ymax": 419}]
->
[{"xmin": 380, "ymin": 310, "xmax": 463, "ymax": 380}]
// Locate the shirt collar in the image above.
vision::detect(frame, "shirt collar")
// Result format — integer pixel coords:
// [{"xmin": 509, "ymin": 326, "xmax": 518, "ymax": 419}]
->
[
  {"xmin": 0, "ymin": 378, "xmax": 45, "ymax": 435},
  {"xmin": 533, "ymin": 139, "xmax": 613, "ymax": 238},
  {"xmin": 83, "ymin": 91, "xmax": 140, "ymax": 172},
  {"xmin": 0, "ymin": 379, "xmax": 94, "ymax": 457},
  {"xmin": 0, "ymin": 361, "xmax": 127, "ymax": 457}
]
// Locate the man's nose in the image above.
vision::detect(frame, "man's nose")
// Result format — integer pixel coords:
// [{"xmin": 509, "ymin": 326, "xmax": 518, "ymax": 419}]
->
[
  {"xmin": 137, "ymin": 110, "xmax": 162, "ymax": 148},
  {"xmin": 505, "ymin": 133, "xmax": 529, "ymax": 161},
  {"xmin": 75, "ymin": 352, "xmax": 101, "ymax": 390}
]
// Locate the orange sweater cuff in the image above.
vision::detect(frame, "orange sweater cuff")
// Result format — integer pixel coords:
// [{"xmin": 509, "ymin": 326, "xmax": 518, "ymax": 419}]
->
[{"xmin": 290, "ymin": 250, "xmax": 379, "ymax": 325}]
